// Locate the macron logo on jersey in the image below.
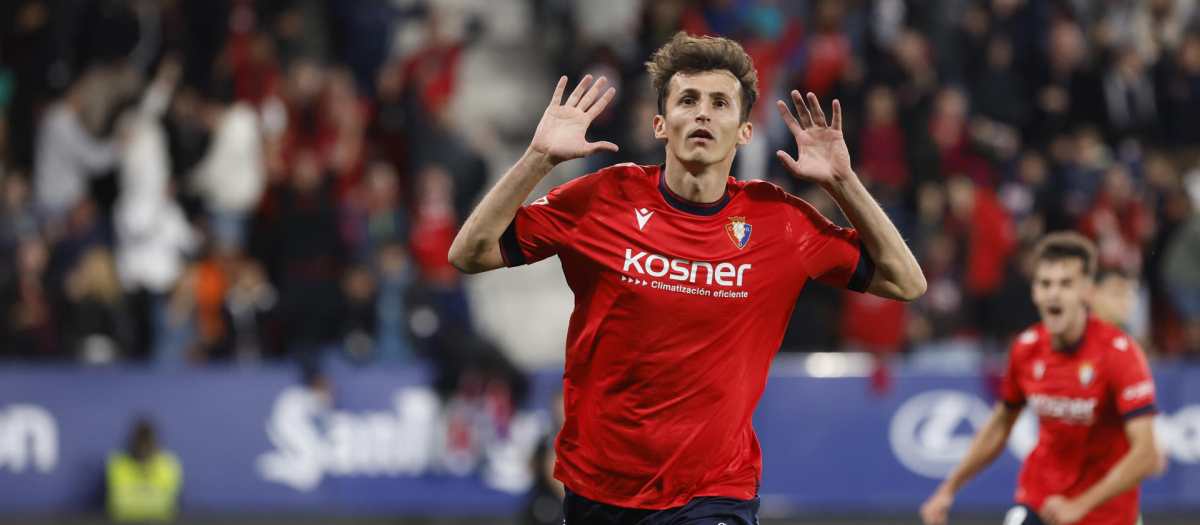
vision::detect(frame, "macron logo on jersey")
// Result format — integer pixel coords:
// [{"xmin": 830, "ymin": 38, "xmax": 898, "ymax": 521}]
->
[
  {"xmin": 623, "ymin": 249, "xmax": 751, "ymax": 287},
  {"xmin": 635, "ymin": 208, "xmax": 654, "ymax": 230}
]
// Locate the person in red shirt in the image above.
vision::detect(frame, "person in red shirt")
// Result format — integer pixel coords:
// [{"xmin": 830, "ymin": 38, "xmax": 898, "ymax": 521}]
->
[
  {"xmin": 450, "ymin": 32, "xmax": 925, "ymax": 524},
  {"xmin": 920, "ymin": 232, "xmax": 1160, "ymax": 525}
]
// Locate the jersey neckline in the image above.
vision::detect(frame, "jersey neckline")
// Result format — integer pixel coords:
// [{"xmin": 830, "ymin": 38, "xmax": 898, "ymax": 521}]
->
[
  {"xmin": 656, "ymin": 164, "xmax": 732, "ymax": 217},
  {"xmin": 1051, "ymin": 313, "xmax": 1095, "ymax": 354}
]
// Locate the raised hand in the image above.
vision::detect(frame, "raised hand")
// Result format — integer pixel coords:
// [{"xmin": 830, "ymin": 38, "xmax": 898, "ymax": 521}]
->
[
  {"xmin": 776, "ymin": 91, "xmax": 853, "ymax": 185},
  {"xmin": 529, "ymin": 75, "xmax": 619, "ymax": 165}
]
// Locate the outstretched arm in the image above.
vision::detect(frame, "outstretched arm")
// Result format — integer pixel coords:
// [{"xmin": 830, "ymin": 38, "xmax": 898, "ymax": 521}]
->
[
  {"xmin": 776, "ymin": 91, "xmax": 926, "ymax": 302},
  {"xmin": 448, "ymin": 75, "xmax": 617, "ymax": 274},
  {"xmin": 920, "ymin": 402, "xmax": 1022, "ymax": 525}
]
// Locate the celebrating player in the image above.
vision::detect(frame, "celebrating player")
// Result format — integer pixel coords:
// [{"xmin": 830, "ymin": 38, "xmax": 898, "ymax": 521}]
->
[
  {"xmin": 919, "ymin": 233, "xmax": 1160, "ymax": 525},
  {"xmin": 450, "ymin": 32, "xmax": 924, "ymax": 524}
]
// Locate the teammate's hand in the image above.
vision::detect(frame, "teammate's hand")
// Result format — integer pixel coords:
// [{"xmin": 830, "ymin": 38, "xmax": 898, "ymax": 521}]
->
[
  {"xmin": 919, "ymin": 488, "xmax": 954, "ymax": 525},
  {"xmin": 1039, "ymin": 495, "xmax": 1087, "ymax": 525},
  {"xmin": 775, "ymin": 91, "xmax": 854, "ymax": 185},
  {"xmin": 528, "ymin": 75, "xmax": 619, "ymax": 165}
]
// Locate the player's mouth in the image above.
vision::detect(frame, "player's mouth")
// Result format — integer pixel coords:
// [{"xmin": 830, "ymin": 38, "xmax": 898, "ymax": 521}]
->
[
  {"xmin": 688, "ymin": 129, "xmax": 714, "ymax": 143},
  {"xmin": 1046, "ymin": 305, "xmax": 1064, "ymax": 319}
]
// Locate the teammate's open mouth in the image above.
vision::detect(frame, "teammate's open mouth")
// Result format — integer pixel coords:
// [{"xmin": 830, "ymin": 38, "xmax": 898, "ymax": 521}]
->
[
  {"xmin": 1047, "ymin": 306, "xmax": 1063, "ymax": 316},
  {"xmin": 689, "ymin": 129, "xmax": 714, "ymax": 142}
]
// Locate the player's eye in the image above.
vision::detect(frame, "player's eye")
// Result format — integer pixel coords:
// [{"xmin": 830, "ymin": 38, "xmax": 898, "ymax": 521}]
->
[
  {"xmin": 715, "ymin": 100, "xmax": 727, "ymax": 108},
  {"xmin": 681, "ymin": 97, "xmax": 694, "ymax": 105}
]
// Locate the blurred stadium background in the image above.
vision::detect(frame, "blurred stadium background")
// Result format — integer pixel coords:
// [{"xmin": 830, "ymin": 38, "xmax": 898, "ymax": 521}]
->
[{"xmin": 1, "ymin": 0, "xmax": 1200, "ymax": 523}]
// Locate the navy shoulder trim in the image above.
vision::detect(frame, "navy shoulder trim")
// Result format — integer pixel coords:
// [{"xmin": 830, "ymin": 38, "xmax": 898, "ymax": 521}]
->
[
  {"xmin": 847, "ymin": 241, "xmax": 875, "ymax": 293},
  {"xmin": 500, "ymin": 218, "xmax": 526, "ymax": 267},
  {"xmin": 1123, "ymin": 404, "xmax": 1158, "ymax": 421}
]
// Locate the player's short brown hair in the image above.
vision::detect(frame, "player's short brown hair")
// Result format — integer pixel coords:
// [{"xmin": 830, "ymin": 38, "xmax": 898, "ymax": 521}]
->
[
  {"xmin": 645, "ymin": 31, "xmax": 759, "ymax": 122},
  {"xmin": 1033, "ymin": 232, "xmax": 1098, "ymax": 279}
]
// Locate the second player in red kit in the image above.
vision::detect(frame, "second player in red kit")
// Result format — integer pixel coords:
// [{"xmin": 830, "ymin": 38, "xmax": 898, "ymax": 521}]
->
[
  {"xmin": 921, "ymin": 233, "xmax": 1161, "ymax": 525},
  {"xmin": 450, "ymin": 32, "xmax": 925, "ymax": 523}
]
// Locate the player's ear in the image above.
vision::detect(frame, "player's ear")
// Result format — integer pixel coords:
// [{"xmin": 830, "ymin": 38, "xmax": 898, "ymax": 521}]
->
[
  {"xmin": 737, "ymin": 120, "xmax": 753, "ymax": 146},
  {"xmin": 653, "ymin": 114, "xmax": 667, "ymax": 140}
]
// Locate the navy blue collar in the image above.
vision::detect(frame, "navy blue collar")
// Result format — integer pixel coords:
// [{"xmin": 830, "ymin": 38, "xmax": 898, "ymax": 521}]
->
[{"xmin": 657, "ymin": 165, "xmax": 732, "ymax": 217}]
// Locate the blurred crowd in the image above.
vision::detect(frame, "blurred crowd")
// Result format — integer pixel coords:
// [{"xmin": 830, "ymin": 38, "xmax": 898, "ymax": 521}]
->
[
  {"xmin": 0, "ymin": 0, "xmax": 1199, "ymax": 378},
  {"xmin": 0, "ymin": 0, "xmax": 522, "ymax": 392},
  {"xmin": 545, "ymin": 0, "xmax": 1200, "ymax": 358}
]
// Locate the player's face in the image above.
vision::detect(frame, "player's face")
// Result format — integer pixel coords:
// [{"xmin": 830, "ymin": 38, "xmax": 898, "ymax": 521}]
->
[
  {"xmin": 653, "ymin": 71, "xmax": 752, "ymax": 167},
  {"xmin": 1031, "ymin": 258, "xmax": 1094, "ymax": 336}
]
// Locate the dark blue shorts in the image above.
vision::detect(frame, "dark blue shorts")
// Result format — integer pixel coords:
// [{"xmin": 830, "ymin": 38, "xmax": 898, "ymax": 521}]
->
[{"xmin": 563, "ymin": 488, "xmax": 760, "ymax": 525}]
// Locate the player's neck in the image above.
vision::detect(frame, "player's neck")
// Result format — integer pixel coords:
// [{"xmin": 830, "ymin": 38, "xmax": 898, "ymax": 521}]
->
[
  {"xmin": 663, "ymin": 156, "xmax": 732, "ymax": 204},
  {"xmin": 1050, "ymin": 310, "xmax": 1090, "ymax": 351}
]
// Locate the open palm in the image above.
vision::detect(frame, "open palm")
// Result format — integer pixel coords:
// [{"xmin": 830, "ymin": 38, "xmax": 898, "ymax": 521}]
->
[
  {"xmin": 529, "ymin": 75, "xmax": 618, "ymax": 165},
  {"xmin": 776, "ymin": 91, "xmax": 853, "ymax": 184}
]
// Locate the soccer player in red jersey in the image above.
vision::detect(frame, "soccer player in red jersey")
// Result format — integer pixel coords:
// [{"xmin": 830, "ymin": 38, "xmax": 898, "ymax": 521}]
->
[
  {"xmin": 920, "ymin": 233, "xmax": 1160, "ymax": 525},
  {"xmin": 450, "ymin": 32, "xmax": 925, "ymax": 523}
]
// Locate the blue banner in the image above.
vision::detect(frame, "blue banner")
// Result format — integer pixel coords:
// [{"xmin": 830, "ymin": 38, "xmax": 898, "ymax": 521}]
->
[{"xmin": 2, "ymin": 362, "xmax": 1199, "ymax": 515}]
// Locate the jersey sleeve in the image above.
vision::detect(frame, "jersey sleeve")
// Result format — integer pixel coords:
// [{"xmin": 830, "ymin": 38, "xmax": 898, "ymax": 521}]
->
[
  {"xmin": 1108, "ymin": 336, "xmax": 1158, "ymax": 420},
  {"xmin": 1000, "ymin": 341, "xmax": 1026, "ymax": 408},
  {"xmin": 783, "ymin": 194, "xmax": 874, "ymax": 292},
  {"xmin": 499, "ymin": 173, "xmax": 598, "ymax": 267}
]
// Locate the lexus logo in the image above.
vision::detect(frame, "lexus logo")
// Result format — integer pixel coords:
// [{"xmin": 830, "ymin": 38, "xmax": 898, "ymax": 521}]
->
[
  {"xmin": 889, "ymin": 390, "xmax": 1039, "ymax": 478},
  {"xmin": 889, "ymin": 390, "xmax": 995, "ymax": 478}
]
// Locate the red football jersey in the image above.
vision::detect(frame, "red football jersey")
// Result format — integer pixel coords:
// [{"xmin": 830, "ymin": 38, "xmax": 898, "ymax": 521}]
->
[
  {"xmin": 499, "ymin": 163, "xmax": 873, "ymax": 508},
  {"xmin": 1001, "ymin": 315, "xmax": 1158, "ymax": 525}
]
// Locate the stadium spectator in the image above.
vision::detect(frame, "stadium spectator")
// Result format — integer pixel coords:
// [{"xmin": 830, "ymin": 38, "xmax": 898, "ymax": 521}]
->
[
  {"xmin": 338, "ymin": 263, "xmax": 377, "ymax": 362},
  {"xmin": 224, "ymin": 253, "xmax": 278, "ymax": 362},
  {"xmin": 1030, "ymin": 21, "xmax": 1100, "ymax": 147},
  {"xmin": 1093, "ymin": 268, "xmax": 1139, "ymax": 331},
  {"xmin": 33, "ymin": 78, "xmax": 117, "ymax": 221},
  {"xmin": 187, "ymin": 95, "xmax": 265, "ymax": 251},
  {"xmin": 340, "ymin": 159, "xmax": 409, "ymax": 263},
  {"xmin": 524, "ymin": 390, "xmax": 566, "ymax": 525},
  {"xmin": 62, "ymin": 246, "xmax": 133, "ymax": 363},
  {"xmin": 0, "ymin": 172, "xmax": 37, "ymax": 253},
  {"xmin": 857, "ymin": 85, "xmax": 909, "ymax": 192},
  {"xmin": 3, "ymin": 236, "xmax": 58, "ymax": 358},
  {"xmin": 373, "ymin": 242, "xmax": 414, "ymax": 363},
  {"xmin": 254, "ymin": 147, "xmax": 345, "ymax": 369},
  {"xmin": 1158, "ymin": 31, "xmax": 1200, "ymax": 147},
  {"xmin": 1078, "ymin": 163, "xmax": 1151, "ymax": 275},
  {"xmin": 1162, "ymin": 214, "xmax": 1200, "ymax": 354},
  {"xmin": 1102, "ymin": 47, "xmax": 1159, "ymax": 140}
]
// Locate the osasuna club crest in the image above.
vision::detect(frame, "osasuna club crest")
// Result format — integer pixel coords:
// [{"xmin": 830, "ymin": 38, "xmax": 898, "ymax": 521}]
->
[
  {"xmin": 726, "ymin": 216, "xmax": 752, "ymax": 250},
  {"xmin": 1078, "ymin": 362, "xmax": 1095, "ymax": 387}
]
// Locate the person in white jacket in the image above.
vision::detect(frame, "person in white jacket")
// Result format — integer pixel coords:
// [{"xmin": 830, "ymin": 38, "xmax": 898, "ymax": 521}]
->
[
  {"xmin": 33, "ymin": 80, "xmax": 118, "ymax": 221},
  {"xmin": 189, "ymin": 97, "xmax": 266, "ymax": 250},
  {"xmin": 112, "ymin": 57, "xmax": 200, "ymax": 364}
]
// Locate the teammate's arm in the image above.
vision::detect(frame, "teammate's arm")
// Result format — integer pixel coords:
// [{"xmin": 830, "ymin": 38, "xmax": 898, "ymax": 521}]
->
[
  {"xmin": 919, "ymin": 402, "xmax": 1022, "ymax": 525},
  {"xmin": 775, "ymin": 91, "xmax": 925, "ymax": 302},
  {"xmin": 1039, "ymin": 414, "xmax": 1159, "ymax": 525},
  {"xmin": 448, "ymin": 75, "xmax": 617, "ymax": 274}
]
